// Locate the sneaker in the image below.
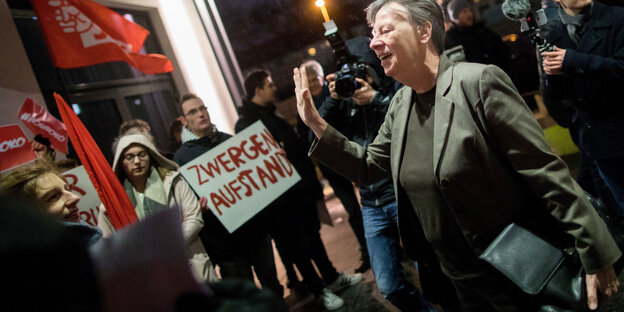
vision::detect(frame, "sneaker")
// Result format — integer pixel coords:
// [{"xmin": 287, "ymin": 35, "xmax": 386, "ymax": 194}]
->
[
  {"xmin": 320, "ymin": 287, "xmax": 344, "ymax": 311},
  {"xmin": 327, "ymin": 272, "xmax": 363, "ymax": 292}
]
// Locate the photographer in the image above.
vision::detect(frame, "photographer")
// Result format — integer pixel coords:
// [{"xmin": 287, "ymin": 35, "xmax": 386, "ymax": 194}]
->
[
  {"xmin": 318, "ymin": 36, "xmax": 445, "ymax": 312},
  {"xmin": 541, "ymin": 0, "xmax": 624, "ymax": 222}
]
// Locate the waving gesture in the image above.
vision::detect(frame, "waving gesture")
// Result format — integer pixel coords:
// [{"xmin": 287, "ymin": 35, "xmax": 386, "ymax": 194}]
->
[{"xmin": 293, "ymin": 67, "xmax": 327, "ymax": 139}]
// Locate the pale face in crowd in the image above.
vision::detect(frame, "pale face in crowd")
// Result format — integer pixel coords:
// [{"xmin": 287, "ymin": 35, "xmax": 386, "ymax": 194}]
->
[
  {"xmin": 181, "ymin": 98, "xmax": 212, "ymax": 136},
  {"xmin": 121, "ymin": 144, "xmax": 151, "ymax": 182},
  {"xmin": 370, "ymin": 2, "xmax": 423, "ymax": 83},
  {"xmin": 256, "ymin": 76, "xmax": 277, "ymax": 105},
  {"xmin": 306, "ymin": 69, "xmax": 324, "ymax": 97},
  {"xmin": 455, "ymin": 7, "xmax": 474, "ymax": 27},
  {"xmin": 34, "ymin": 172, "xmax": 81, "ymax": 223}
]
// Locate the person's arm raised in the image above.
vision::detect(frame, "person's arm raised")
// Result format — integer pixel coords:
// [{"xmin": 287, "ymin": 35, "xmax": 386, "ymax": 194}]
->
[{"xmin": 294, "ymin": 67, "xmax": 328, "ymax": 139}]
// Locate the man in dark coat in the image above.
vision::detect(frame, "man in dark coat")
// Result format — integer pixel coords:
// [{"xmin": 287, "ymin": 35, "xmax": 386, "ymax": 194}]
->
[
  {"xmin": 174, "ymin": 94, "xmax": 284, "ymax": 298},
  {"xmin": 236, "ymin": 69, "xmax": 363, "ymax": 311},
  {"xmin": 541, "ymin": 0, "xmax": 624, "ymax": 221}
]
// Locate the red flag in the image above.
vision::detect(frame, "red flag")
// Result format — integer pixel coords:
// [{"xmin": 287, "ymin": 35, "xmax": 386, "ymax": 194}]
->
[
  {"xmin": 18, "ymin": 98, "xmax": 69, "ymax": 154},
  {"xmin": 54, "ymin": 92, "xmax": 137, "ymax": 229},
  {"xmin": 0, "ymin": 124, "xmax": 38, "ymax": 173},
  {"xmin": 31, "ymin": 0, "xmax": 173, "ymax": 74}
]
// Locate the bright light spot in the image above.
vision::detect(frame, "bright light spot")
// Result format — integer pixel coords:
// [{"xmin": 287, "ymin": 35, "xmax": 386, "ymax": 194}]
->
[
  {"xmin": 315, "ymin": 0, "xmax": 325, "ymax": 8},
  {"xmin": 308, "ymin": 47, "xmax": 317, "ymax": 56},
  {"xmin": 71, "ymin": 104, "xmax": 82, "ymax": 115},
  {"xmin": 502, "ymin": 34, "xmax": 517, "ymax": 42}
]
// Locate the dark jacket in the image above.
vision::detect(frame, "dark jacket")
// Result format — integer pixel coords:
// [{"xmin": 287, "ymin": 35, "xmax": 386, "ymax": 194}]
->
[
  {"xmin": 319, "ymin": 78, "xmax": 401, "ymax": 207},
  {"xmin": 445, "ymin": 22, "xmax": 511, "ymax": 72},
  {"xmin": 173, "ymin": 131, "xmax": 269, "ymax": 262},
  {"xmin": 235, "ymin": 101, "xmax": 324, "ymax": 200},
  {"xmin": 542, "ymin": 1, "xmax": 624, "ymax": 159}
]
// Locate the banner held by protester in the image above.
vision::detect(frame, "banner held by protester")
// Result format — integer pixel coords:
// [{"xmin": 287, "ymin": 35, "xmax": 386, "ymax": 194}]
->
[
  {"xmin": 18, "ymin": 98, "xmax": 68, "ymax": 154},
  {"xmin": 180, "ymin": 120, "xmax": 301, "ymax": 233},
  {"xmin": 0, "ymin": 124, "xmax": 38, "ymax": 173},
  {"xmin": 62, "ymin": 165, "xmax": 102, "ymax": 226}
]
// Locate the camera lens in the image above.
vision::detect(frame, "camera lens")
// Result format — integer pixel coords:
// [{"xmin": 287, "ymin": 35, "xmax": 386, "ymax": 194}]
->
[{"xmin": 335, "ymin": 76, "xmax": 358, "ymax": 98}]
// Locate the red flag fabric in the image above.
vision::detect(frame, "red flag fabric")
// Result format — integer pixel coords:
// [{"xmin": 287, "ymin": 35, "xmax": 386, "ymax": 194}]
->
[
  {"xmin": 54, "ymin": 92, "xmax": 137, "ymax": 229},
  {"xmin": 31, "ymin": 0, "xmax": 173, "ymax": 74},
  {"xmin": 18, "ymin": 98, "xmax": 69, "ymax": 154},
  {"xmin": 0, "ymin": 124, "xmax": 38, "ymax": 173}
]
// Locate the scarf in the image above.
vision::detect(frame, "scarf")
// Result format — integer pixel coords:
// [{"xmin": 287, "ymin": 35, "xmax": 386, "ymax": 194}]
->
[
  {"xmin": 181, "ymin": 124, "xmax": 217, "ymax": 143},
  {"xmin": 124, "ymin": 167, "xmax": 168, "ymax": 220},
  {"xmin": 558, "ymin": 3, "xmax": 591, "ymax": 44}
]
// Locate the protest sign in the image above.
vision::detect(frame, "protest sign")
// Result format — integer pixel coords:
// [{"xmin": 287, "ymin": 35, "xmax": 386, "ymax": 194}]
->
[
  {"xmin": 62, "ymin": 165, "xmax": 102, "ymax": 226},
  {"xmin": 180, "ymin": 121, "xmax": 301, "ymax": 233},
  {"xmin": 0, "ymin": 124, "xmax": 37, "ymax": 173},
  {"xmin": 18, "ymin": 98, "xmax": 68, "ymax": 154}
]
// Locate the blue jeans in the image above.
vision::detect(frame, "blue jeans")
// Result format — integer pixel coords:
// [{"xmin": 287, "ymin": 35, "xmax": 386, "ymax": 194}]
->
[
  {"xmin": 362, "ymin": 201, "xmax": 435, "ymax": 311},
  {"xmin": 594, "ymin": 156, "xmax": 624, "ymax": 217}
]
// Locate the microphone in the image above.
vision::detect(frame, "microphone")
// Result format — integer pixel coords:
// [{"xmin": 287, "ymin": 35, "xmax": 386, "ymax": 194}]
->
[{"xmin": 501, "ymin": 0, "xmax": 531, "ymax": 21}]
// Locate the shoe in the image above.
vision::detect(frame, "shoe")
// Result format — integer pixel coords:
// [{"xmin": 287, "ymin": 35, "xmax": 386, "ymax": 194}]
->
[
  {"xmin": 355, "ymin": 257, "xmax": 370, "ymax": 273},
  {"xmin": 327, "ymin": 272, "xmax": 363, "ymax": 292},
  {"xmin": 320, "ymin": 287, "xmax": 344, "ymax": 311}
]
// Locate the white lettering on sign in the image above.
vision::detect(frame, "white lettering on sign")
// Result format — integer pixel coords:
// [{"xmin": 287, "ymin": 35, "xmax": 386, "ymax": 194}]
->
[
  {"xmin": 0, "ymin": 137, "xmax": 27, "ymax": 152},
  {"xmin": 20, "ymin": 113, "xmax": 66, "ymax": 142}
]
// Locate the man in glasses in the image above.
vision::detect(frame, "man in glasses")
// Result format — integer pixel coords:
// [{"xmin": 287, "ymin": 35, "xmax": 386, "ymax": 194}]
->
[{"xmin": 173, "ymin": 94, "xmax": 284, "ymax": 298}]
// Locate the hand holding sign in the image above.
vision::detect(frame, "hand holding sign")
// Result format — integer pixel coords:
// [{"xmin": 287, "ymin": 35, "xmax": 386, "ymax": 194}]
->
[{"xmin": 180, "ymin": 121, "xmax": 301, "ymax": 233}]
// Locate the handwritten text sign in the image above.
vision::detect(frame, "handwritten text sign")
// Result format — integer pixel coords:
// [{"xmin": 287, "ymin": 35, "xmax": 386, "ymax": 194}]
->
[
  {"xmin": 62, "ymin": 165, "xmax": 102, "ymax": 226},
  {"xmin": 180, "ymin": 121, "xmax": 301, "ymax": 233}
]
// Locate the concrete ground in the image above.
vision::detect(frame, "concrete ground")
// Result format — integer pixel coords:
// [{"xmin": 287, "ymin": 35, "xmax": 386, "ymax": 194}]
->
[{"xmin": 265, "ymin": 179, "xmax": 624, "ymax": 312}]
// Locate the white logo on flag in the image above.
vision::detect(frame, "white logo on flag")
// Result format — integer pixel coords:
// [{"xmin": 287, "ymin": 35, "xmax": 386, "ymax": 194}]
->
[{"xmin": 48, "ymin": 0, "xmax": 132, "ymax": 52}]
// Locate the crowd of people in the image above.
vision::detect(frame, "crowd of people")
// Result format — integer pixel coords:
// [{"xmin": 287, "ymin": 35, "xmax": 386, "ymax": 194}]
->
[{"xmin": 1, "ymin": 0, "xmax": 624, "ymax": 311}]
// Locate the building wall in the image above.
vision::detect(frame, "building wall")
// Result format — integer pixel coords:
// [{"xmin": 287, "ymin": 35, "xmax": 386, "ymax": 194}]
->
[
  {"xmin": 0, "ymin": 0, "xmax": 47, "ymax": 135},
  {"xmin": 0, "ymin": 0, "xmax": 238, "ymax": 136}
]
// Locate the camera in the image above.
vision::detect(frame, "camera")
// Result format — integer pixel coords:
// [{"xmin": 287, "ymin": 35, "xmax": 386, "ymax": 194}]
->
[{"xmin": 323, "ymin": 20, "xmax": 377, "ymax": 99}]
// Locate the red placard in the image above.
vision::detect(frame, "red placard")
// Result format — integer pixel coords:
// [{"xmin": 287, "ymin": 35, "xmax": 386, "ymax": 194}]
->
[
  {"xmin": 0, "ymin": 124, "xmax": 37, "ymax": 173},
  {"xmin": 18, "ymin": 98, "xmax": 69, "ymax": 154}
]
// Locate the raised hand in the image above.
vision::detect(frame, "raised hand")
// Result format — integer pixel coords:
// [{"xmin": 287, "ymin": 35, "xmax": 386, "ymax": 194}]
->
[{"xmin": 293, "ymin": 67, "xmax": 327, "ymax": 139}]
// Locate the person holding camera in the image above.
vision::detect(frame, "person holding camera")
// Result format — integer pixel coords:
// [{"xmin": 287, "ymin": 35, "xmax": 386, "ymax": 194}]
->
[
  {"xmin": 317, "ymin": 36, "xmax": 445, "ymax": 312},
  {"xmin": 297, "ymin": 59, "xmax": 371, "ymax": 275},
  {"xmin": 295, "ymin": 0, "xmax": 620, "ymax": 310},
  {"xmin": 541, "ymin": 0, "xmax": 624, "ymax": 222}
]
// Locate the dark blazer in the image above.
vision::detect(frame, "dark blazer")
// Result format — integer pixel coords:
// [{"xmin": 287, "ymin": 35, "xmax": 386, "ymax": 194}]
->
[
  {"xmin": 543, "ymin": 1, "xmax": 624, "ymax": 159},
  {"xmin": 311, "ymin": 55, "xmax": 620, "ymax": 274}
]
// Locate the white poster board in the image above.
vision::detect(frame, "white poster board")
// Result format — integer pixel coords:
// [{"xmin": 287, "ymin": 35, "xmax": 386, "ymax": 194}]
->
[
  {"xmin": 180, "ymin": 121, "xmax": 301, "ymax": 233},
  {"xmin": 62, "ymin": 165, "xmax": 102, "ymax": 226}
]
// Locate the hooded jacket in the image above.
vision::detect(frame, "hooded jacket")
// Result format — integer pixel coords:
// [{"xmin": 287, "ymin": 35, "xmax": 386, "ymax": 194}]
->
[{"xmin": 98, "ymin": 133, "xmax": 217, "ymax": 282}]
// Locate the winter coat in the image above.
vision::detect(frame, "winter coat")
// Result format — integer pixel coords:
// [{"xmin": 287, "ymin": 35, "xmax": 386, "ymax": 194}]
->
[{"xmin": 98, "ymin": 133, "xmax": 217, "ymax": 282}]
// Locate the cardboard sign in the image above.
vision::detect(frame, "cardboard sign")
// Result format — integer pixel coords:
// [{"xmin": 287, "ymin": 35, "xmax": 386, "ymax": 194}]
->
[
  {"xmin": 62, "ymin": 165, "xmax": 102, "ymax": 226},
  {"xmin": 0, "ymin": 124, "xmax": 37, "ymax": 173},
  {"xmin": 180, "ymin": 121, "xmax": 301, "ymax": 233},
  {"xmin": 18, "ymin": 98, "xmax": 68, "ymax": 154}
]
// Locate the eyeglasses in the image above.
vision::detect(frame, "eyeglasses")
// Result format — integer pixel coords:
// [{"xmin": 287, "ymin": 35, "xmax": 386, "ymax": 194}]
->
[
  {"xmin": 123, "ymin": 151, "xmax": 149, "ymax": 162},
  {"xmin": 184, "ymin": 105, "xmax": 208, "ymax": 117}
]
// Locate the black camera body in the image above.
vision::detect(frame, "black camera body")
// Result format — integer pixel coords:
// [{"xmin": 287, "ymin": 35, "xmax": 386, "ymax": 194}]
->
[
  {"xmin": 334, "ymin": 62, "xmax": 369, "ymax": 99},
  {"xmin": 323, "ymin": 20, "xmax": 377, "ymax": 99}
]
